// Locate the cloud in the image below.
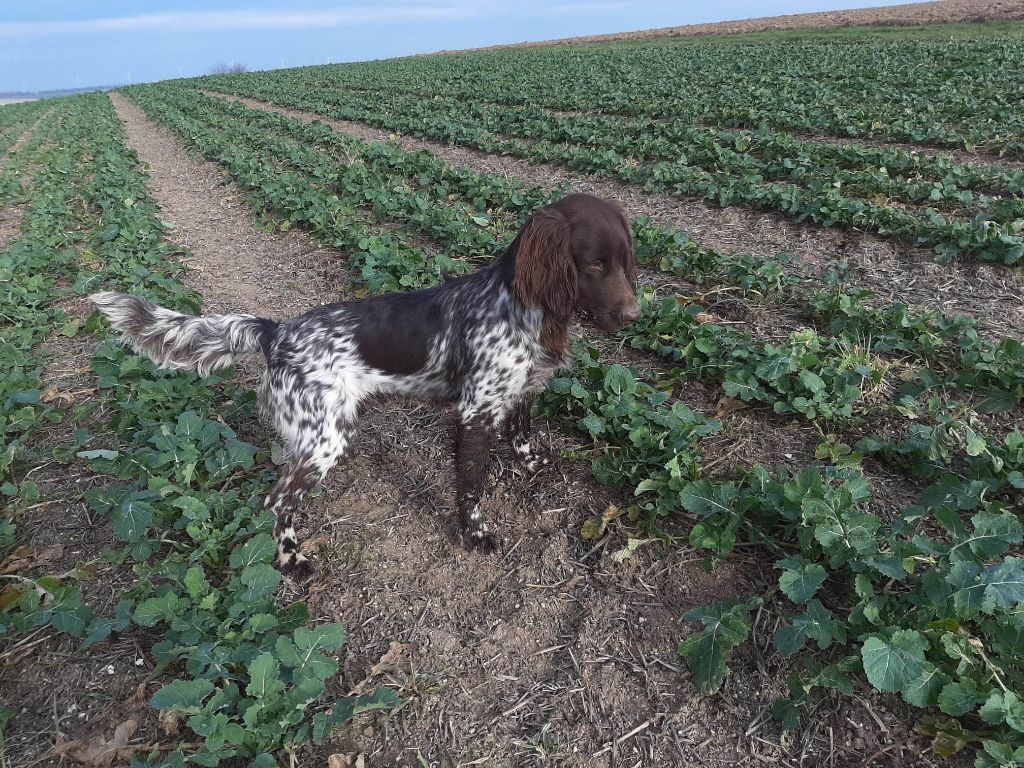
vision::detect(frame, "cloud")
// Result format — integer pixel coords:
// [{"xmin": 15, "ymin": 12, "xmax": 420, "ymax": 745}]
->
[{"xmin": 0, "ymin": 3, "xmax": 625, "ymax": 37}]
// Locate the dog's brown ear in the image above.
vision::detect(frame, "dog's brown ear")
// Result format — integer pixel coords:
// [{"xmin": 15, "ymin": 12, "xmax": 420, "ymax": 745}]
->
[
  {"xmin": 511, "ymin": 210, "xmax": 577, "ymax": 326},
  {"xmin": 617, "ymin": 207, "xmax": 637, "ymax": 283}
]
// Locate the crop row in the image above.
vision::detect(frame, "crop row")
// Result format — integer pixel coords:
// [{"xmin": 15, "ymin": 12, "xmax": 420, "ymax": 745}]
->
[
  {"xmin": 223, "ymin": 82, "xmax": 1024, "ymax": 209},
  {"xmin": 193, "ymin": 80, "xmax": 1024, "ymax": 265},
  {"xmin": 0, "ymin": 109, "xmax": 56, "ymax": 205},
  {"xmin": 0, "ymin": 100, "xmax": 47, "ymax": 150},
  {"xmin": 216, "ymin": 32, "xmax": 1024, "ymax": 154}
]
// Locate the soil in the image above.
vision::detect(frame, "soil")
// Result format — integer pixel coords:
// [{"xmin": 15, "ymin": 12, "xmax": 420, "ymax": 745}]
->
[
  {"xmin": 437, "ymin": 0, "xmax": 1024, "ymax": 53},
  {"xmin": 209, "ymin": 92, "xmax": 1024, "ymax": 342},
  {"xmin": 0, "ymin": 192, "xmax": 24, "ymax": 249}
]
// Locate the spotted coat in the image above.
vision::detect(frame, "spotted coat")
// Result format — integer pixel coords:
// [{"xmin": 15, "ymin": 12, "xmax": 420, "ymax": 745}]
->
[{"xmin": 91, "ymin": 193, "xmax": 640, "ymax": 577}]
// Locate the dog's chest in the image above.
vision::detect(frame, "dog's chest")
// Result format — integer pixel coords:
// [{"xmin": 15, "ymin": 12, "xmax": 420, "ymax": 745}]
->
[{"xmin": 470, "ymin": 330, "xmax": 559, "ymax": 398}]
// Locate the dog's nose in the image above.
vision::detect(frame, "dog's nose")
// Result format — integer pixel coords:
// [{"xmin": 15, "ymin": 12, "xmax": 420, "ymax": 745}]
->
[{"xmin": 621, "ymin": 303, "xmax": 642, "ymax": 324}]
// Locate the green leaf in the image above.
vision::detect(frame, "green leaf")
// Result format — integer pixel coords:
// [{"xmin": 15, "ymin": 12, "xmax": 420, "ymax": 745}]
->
[
  {"xmin": 798, "ymin": 370, "xmax": 826, "ymax": 394},
  {"xmin": 777, "ymin": 558, "xmax": 827, "ymax": 603},
  {"xmin": 229, "ymin": 533, "xmax": 277, "ymax": 569},
  {"xmin": 976, "ymin": 739, "xmax": 1024, "ymax": 768},
  {"xmin": 983, "ymin": 557, "xmax": 1024, "ymax": 613},
  {"xmin": 952, "ymin": 510, "xmax": 1022, "ymax": 561},
  {"xmin": 133, "ymin": 593, "xmax": 181, "ymax": 627},
  {"xmin": 329, "ymin": 687, "xmax": 401, "ymax": 726},
  {"xmin": 239, "ymin": 563, "xmax": 282, "ymax": 601},
  {"xmin": 603, "ymin": 365, "xmax": 636, "ymax": 396},
  {"xmin": 677, "ymin": 598, "xmax": 760, "ymax": 695},
  {"xmin": 946, "ymin": 561, "xmax": 985, "ymax": 617},
  {"xmin": 277, "ymin": 624, "xmax": 346, "ymax": 681},
  {"xmin": 47, "ymin": 587, "xmax": 92, "ymax": 637},
  {"xmin": 860, "ymin": 630, "xmax": 927, "ymax": 693},
  {"xmin": 112, "ymin": 500, "xmax": 153, "ymax": 542},
  {"xmin": 680, "ymin": 480, "xmax": 737, "ymax": 518},
  {"xmin": 150, "ymin": 679, "xmax": 214, "ymax": 712},
  {"xmin": 979, "ymin": 690, "xmax": 1024, "ymax": 732},
  {"xmin": 902, "ymin": 663, "xmax": 949, "ymax": 708},
  {"xmin": 975, "ymin": 388, "xmax": 1017, "ymax": 414},
  {"xmin": 773, "ymin": 600, "xmax": 844, "ymax": 657},
  {"xmin": 246, "ymin": 653, "xmax": 285, "ymax": 699},
  {"xmin": 579, "ymin": 413, "xmax": 604, "ymax": 436},
  {"xmin": 248, "ymin": 613, "xmax": 279, "ymax": 634},
  {"xmin": 938, "ymin": 680, "xmax": 985, "ymax": 716},
  {"xmin": 723, "ymin": 371, "xmax": 761, "ymax": 401},
  {"xmin": 184, "ymin": 566, "xmax": 210, "ymax": 600},
  {"xmin": 301, "ymin": 623, "xmax": 347, "ymax": 651}
]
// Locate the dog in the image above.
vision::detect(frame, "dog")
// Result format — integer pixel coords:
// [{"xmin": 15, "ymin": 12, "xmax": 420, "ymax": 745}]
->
[{"xmin": 91, "ymin": 193, "xmax": 640, "ymax": 576}]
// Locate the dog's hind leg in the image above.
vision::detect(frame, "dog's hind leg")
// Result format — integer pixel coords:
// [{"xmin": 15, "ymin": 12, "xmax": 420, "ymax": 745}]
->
[{"xmin": 266, "ymin": 416, "xmax": 353, "ymax": 578}]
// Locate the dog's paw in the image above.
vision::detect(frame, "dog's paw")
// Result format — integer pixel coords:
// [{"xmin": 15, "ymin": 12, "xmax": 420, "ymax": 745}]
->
[
  {"xmin": 464, "ymin": 529, "xmax": 499, "ymax": 554},
  {"xmin": 514, "ymin": 442, "xmax": 551, "ymax": 473},
  {"xmin": 522, "ymin": 452, "xmax": 551, "ymax": 473},
  {"xmin": 279, "ymin": 552, "xmax": 315, "ymax": 581}
]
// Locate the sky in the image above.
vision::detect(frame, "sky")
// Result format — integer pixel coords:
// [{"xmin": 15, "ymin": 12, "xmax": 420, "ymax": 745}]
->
[{"xmin": 0, "ymin": 0, "xmax": 922, "ymax": 93}]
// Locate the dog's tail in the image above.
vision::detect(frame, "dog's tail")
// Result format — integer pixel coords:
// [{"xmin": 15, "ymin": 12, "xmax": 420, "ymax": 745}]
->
[{"xmin": 90, "ymin": 291, "xmax": 278, "ymax": 376}]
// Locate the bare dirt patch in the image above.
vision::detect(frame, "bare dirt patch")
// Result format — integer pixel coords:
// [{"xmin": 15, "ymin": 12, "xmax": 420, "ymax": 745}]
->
[
  {"xmin": 210, "ymin": 92, "xmax": 1024, "ymax": 342},
  {"xmin": 0, "ymin": 203, "xmax": 24, "ymax": 250},
  {"xmin": 440, "ymin": 0, "xmax": 1024, "ymax": 52}
]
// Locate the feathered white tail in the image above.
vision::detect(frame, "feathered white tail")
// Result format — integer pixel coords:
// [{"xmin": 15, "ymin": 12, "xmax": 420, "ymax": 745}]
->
[{"xmin": 90, "ymin": 291, "xmax": 276, "ymax": 376}]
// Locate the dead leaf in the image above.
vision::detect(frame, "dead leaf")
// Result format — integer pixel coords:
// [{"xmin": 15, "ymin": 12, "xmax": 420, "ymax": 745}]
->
[
  {"xmin": 54, "ymin": 718, "xmax": 139, "ymax": 767},
  {"xmin": 0, "ymin": 544, "xmax": 64, "ymax": 575},
  {"xmin": 715, "ymin": 397, "xmax": 749, "ymax": 418},
  {"xmin": 301, "ymin": 535, "xmax": 332, "ymax": 553},
  {"xmin": 350, "ymin": 641, "xmax": 419, "ymax": 695},
  {"xmin": 580, "ymin": 503, "xmax": 625, "ymax": 540},
  {"xmin": 694, "ymin": 312, "xmax": 723, "ymax": 324},
  {"xmin": 41, "ymin": 387, "xmax": 74, "ymax": 404},
  {"xmin": 0, "ymin": 584, "xmax": 23, "ymax": 611},
  {"xmin": 158, "ymin": 708, "xmax": 180, "ymax": 735},
  {"xmin": 328, "ymin": 754, "xmax": 366, "ymax": 768}
]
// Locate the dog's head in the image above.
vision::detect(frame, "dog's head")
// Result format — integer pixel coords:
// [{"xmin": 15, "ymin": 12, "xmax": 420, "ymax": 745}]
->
[{"xmin": 511, "ymin": 194, "xmax": 640, "ymax": 338}]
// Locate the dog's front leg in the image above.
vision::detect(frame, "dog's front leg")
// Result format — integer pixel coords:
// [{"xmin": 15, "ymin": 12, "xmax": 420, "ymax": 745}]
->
[
  {"xmin": 455, "ymin": 413, "xmax": 499, "ymax": 553},
  {"xmin": 503, "ymin": 395, "xmax": 549, "ymax": 473}
]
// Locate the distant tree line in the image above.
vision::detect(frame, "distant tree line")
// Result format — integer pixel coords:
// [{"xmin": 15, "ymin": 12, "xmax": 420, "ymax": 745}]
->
[{"xmin": 208, "ymin": 63, "xmax": 247, "ymax": 75}]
